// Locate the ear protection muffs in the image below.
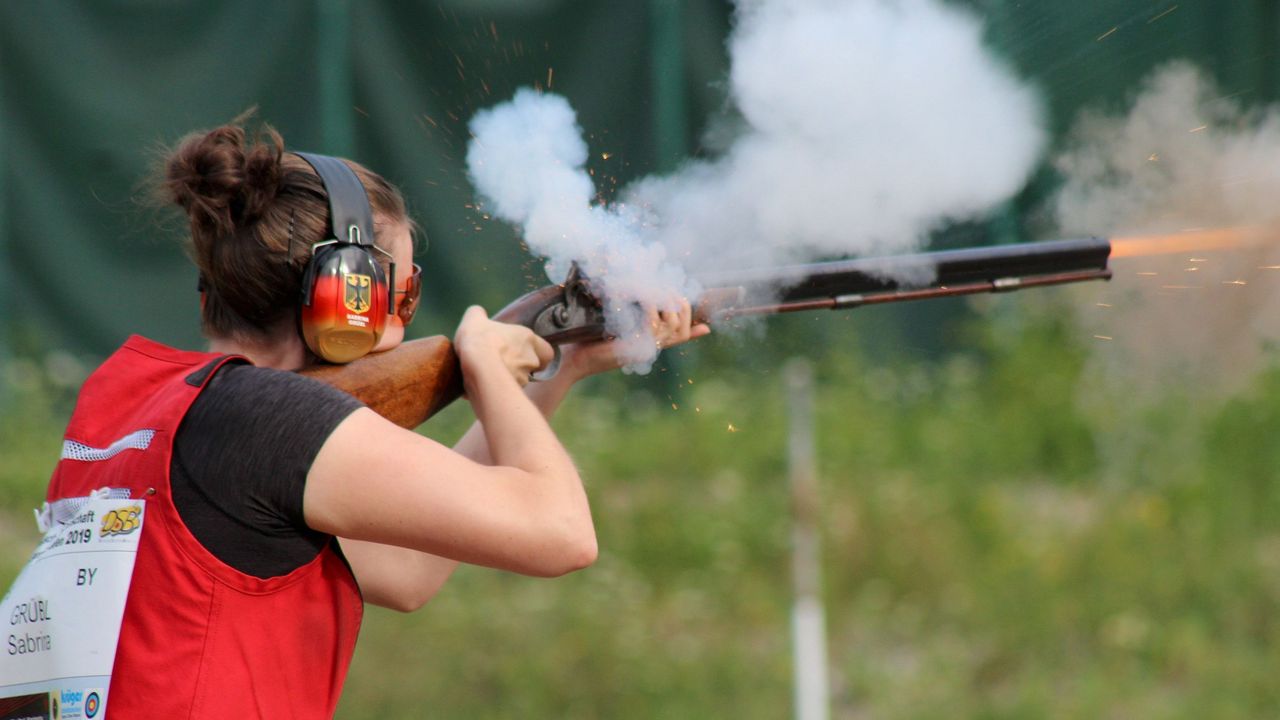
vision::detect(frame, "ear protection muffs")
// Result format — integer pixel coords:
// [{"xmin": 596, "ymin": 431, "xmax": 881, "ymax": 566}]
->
[{"xmin": 295, "ymin": 152, "xmax": 395, "ymax": 364}]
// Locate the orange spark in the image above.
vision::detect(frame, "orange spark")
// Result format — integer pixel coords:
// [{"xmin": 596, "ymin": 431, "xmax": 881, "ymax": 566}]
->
[
  {"xmin": 1111, "ymin": 227, "xmax": 1259, "ymax": 259},
  {"xmin": 1094, "ymin": 335, "xmax": 1113, "ymax": 341}
]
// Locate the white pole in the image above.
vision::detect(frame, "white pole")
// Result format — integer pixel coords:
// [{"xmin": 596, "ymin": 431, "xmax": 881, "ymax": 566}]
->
[{"xmin": 786, "ymin": 359, "xmax": 829, "ymax": 720}]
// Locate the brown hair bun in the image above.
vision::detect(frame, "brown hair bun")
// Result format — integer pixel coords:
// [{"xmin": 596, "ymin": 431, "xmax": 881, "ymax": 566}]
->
[{"xmin": 164, "ymin": 124, "xmax": 284, "ymax": 236}]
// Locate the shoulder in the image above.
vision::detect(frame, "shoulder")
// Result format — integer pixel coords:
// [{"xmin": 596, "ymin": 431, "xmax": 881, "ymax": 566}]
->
[
  {"xmin": 187, "ymin": 362, "xmax": 365, "ymax": 436},
  {"xmin": 172, "ymin": 362, "xmax": 358, "ymax": 575},
  {"xmin": 207, "ymin": 362, "xmax": 362, "ymax": 403}
]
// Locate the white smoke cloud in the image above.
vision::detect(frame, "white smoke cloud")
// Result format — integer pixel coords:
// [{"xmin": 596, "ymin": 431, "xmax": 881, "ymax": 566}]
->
[
  {"xmin": 633, "ymin": 0, "xmax": 1044, "ymax": 269},
  {"xmin": 467, "ymin": 0, "xmax": 1045, "ymax": 371},
  {"xmin": 467, "ymin": 90, "xmax": 691, "ymax": 370},
  {"xmin": 1054, "ymin": 61, "xmax": 1280, "ymax": 236},
  {"xmin": 1053, "ymin": 62, "xmax": 1280, "ymax": 398}
]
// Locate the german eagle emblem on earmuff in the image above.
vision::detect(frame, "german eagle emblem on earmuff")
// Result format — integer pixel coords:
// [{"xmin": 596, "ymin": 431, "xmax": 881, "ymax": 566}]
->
[{"xmin": 343, "ymin": 273, "xmax": 372, "ymax": 314}]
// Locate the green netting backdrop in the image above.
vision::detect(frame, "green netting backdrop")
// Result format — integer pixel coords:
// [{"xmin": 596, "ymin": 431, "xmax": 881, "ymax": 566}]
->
[{"xmin": 0, "ymin": 0, "xmax": 731, "ymax": 359}]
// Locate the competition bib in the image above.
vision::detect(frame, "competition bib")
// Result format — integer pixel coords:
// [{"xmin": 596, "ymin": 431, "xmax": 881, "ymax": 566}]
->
[{"xmin": 0, "ymin": 492, "xmax": 145, "ymax": 720}]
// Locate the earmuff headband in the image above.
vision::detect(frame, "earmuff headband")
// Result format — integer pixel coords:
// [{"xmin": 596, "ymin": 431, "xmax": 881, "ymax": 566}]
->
[{"xmin": 294, "ymin": 152, "xmax": 375, "ymax": 247}]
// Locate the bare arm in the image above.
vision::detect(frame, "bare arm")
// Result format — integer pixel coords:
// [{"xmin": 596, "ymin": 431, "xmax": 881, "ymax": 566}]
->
[
  {"xmin": 334, "ymin": 539, "xmax": 454, "ymax": 611},
  {"xmin": 334, "ymin": 304, "xmax": 708, "ymax": 611},
  {"xmin": 337, "ymin": 368, "xmax": 580, "ymax": 611},
  {"xmin": 306, "ymin": 307, "xmax": 595, "ymax": 581}
]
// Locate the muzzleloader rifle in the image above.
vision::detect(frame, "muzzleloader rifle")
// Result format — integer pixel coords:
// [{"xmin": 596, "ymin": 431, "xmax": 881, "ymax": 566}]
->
[{"xmin": 302, "ymin": 237, "xmax": 1113, "ymax": 428}]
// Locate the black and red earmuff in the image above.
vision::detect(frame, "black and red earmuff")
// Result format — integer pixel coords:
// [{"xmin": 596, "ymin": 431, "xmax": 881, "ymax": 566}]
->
[{"xmin": 294, "ymin": 152, "xmax": 395, "ymax": 364}]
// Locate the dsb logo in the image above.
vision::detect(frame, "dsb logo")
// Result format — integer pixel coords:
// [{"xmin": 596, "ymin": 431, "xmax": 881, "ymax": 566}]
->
[{"xmin": 100, "ymin": 505, "xmax": 141, "ymax": 537}]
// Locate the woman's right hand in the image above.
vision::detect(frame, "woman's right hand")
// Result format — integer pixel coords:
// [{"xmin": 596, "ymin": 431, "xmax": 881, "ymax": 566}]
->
[{"xmin": 453, "ymin": 305, "xmax": 555, "ymax": 390}]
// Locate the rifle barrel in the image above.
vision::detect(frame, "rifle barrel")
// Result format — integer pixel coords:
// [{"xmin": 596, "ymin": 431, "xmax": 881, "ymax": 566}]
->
[{"xmin": 694, "ymin": 237, "xmax": 1112, "ymax": 321}]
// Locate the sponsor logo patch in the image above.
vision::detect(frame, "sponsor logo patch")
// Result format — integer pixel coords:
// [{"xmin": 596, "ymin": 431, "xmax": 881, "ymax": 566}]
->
[{"xmin": 99, "ymin": 505, "xmax": 141, "ymax": 537}]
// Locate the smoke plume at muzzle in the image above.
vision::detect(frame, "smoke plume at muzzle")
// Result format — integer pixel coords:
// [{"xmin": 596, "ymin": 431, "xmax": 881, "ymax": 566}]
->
[
  {"xmin": 467, "ymin": 0, "xmax": 1045, "ymax": 371},
  {"xmin": 1053, "ymin": 62, "xmax": 1280, "ymax": 397}
]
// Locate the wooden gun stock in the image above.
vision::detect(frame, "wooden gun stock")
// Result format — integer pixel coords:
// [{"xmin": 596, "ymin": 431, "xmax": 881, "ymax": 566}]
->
[
  {"xmin": 298, "ymin": 287, "xmax": 568, "ymax": 429},
  {"xmin": 301, "ymin": 335, "xmax": 463, "ymax": 429}
]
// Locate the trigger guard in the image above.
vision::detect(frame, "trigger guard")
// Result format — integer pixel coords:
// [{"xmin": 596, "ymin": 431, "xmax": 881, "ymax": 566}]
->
[{"xmin": 530, "ymin": 346, "xmax": 562, "ymax": 383}]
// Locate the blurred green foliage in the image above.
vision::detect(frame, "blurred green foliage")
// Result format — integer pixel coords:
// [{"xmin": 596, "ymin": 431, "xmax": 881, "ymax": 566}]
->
[{"xmin": 7, "ymin": 294, "xmax": 1278, "ymax": 718}]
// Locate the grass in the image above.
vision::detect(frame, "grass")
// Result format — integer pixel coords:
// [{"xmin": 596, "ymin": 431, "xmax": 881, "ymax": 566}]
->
[{"xmin": 3, "ymin": 300, "xmax": 1279, "ymax": 718}]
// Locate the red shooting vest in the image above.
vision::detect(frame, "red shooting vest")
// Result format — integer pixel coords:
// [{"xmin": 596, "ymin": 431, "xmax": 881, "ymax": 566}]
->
[{"xmin": 46, "ymin": 336, "xmax": 363, "ymax": 719}]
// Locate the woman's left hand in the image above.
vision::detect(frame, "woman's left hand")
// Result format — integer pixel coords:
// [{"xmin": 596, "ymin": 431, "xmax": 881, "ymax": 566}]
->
[{"xmin": 556, "ymin": 298, "xmax": 711, "ymax": 383}]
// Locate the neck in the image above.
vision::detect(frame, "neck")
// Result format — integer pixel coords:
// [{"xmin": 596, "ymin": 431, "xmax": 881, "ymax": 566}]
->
[{"xmin": 209, "ymin": 332, "xmax": 309, "ymax": 371}]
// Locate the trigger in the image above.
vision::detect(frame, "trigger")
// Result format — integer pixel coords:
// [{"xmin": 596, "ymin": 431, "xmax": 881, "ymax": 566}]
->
[{"xmin": 530, "ymin": 346, "xmax": 561, "ymax": 382}]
